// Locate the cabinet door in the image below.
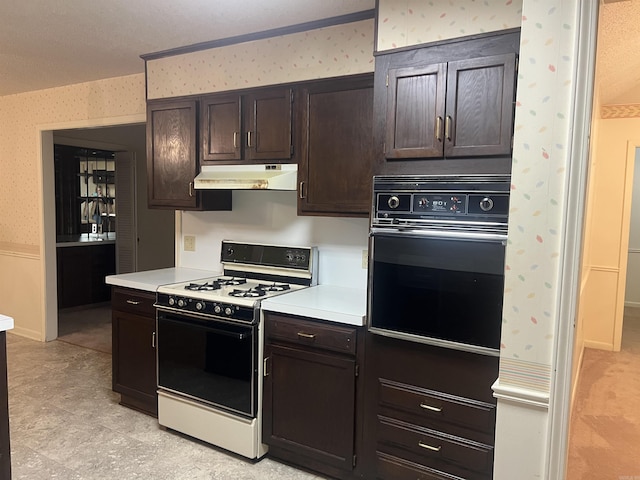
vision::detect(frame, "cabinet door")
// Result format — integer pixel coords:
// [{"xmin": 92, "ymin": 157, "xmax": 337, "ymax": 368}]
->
[
  {"xmin": 445, "ymin": 53, "xmax": 516, "ymax": 157},
  {"xmin": 147, "ymin": 100, "xmax": 199, "ymax": 209},
  {"xmin": 200, "ymin": 93, "xmax": 242, "ymax": 162},
  {"xmin": 385, "ymin": 64, "xmax": 446, "ymax": 159},
  {"xmin": 298, "ymin": 76, "xmax": 374, "ymax": 217},
  {"xmin": 263, "ymin": 343, "xmax": 356, "ymax": 471},
  {"xmin": 112, "ymin": 308, "xmax": 157, "ymax": 416},
  {"xmin": 246, "ymin": 87, "xmax": 293, "ymax": 162}
]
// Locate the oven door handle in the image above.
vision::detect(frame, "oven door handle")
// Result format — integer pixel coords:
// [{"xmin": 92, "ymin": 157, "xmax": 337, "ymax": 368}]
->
[{"xmin": 370, "ymin": 227, "xmax": 507, "ymax": 244}]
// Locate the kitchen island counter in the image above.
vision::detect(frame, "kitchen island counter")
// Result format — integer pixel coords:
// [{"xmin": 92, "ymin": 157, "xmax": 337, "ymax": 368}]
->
[
  {"xmin": 261, "ymin": 284, "xmax": 366, "ymax": 326},
  {"xmin": 106, "ymin": 267, "xmax": 219, "ymax": 293}
]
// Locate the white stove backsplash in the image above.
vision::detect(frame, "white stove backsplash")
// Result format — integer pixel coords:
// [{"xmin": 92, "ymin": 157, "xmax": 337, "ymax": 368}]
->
[{"xmin": 178, "ymin": 190, "xmax": 369, "ymax": 290}]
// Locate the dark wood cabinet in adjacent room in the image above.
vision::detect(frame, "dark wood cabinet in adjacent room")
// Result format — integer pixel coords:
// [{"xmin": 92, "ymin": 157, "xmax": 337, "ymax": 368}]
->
[
  {"xmin": 111, "ymin": 286, "xmax": 157, "ymax": 416},
  {"xmin": 297, "ymin": 74, "xmax": 374, "ymax": 217},
  {"xmin": 146, "ymin": 99, "xmax": 232, "ymax": 210},
  {"xmin": 200, "ymin": 86, "xmax": 293, "ymax": 164},
  {"xmin": 374, "ymin": 28, "xmax": 520, "ymax": 176},
  {"xmin": 56, "ymin": 243, "xmax": 115, "ymax": 309},
  {"xmin": 262, "ymin": 312, "xmax": 365, "ymax": 480},
  {"xmin": 362, "ymin": 334, "xmax": 499, "ymax": 480}
]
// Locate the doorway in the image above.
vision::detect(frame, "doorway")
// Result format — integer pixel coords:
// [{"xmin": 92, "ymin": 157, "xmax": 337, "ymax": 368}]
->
[{"xmin": 41, "ymin": 121, "xmax": 175, "ymax": 343}]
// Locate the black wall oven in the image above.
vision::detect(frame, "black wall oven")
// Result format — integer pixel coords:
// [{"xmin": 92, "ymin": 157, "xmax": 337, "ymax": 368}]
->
[{"xmin": 368, "ymin": 175, "xmax": 510, "ymax": 356}]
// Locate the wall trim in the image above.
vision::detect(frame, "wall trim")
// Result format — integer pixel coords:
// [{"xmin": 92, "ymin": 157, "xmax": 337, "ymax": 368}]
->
[
  {"xmin": 0, "ymin": 242, "xmax": 40, "ymax": 258},
  {"xmin": 492, "ymin": 379, "xmax": 550, "ymax": 409},
  {"xmin": 601, "ymin": 104, "xmax": 640, "ymax": 119},
  {"xmin": 141, "ymin": 9, "xmax": 375, "ymax": 61},
  {"xmin": 590, "ymin": 264, "xmax": 619, "ymax": 273},
  {"xmin": 624, "ymin": 300, "xmax": 640, "ymax": 308},
  {"xmin": 10, "ymin": 326, "xmax": 42, "ymax": 342},
  {"xmin": 583, "ymin": 339, "xmax": 614, "ymax": 351}
]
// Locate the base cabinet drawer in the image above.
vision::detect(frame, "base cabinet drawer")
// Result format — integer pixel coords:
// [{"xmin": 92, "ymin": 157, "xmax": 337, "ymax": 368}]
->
[
  {"xmin": 377, "ymin": 452, "xmax": 464, "ymax": 480},
  {"xmin": 377, "ymin": 416, "xmax": 493, "ymax": 480}
]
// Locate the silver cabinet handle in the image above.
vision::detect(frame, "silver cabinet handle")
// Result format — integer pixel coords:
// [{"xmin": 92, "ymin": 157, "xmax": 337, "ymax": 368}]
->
[
  {"xmin": 126, "ymin": 300, "xmax": 141, "ymax": 305},
  {"xmin": 263, "ymin": 357, "xmax": 270, "ymax": 376},
  {"xmin": 297, "ymin": 332, "xmax": 316, "ymax": 340},
  {"xmin": 152, "ymin": 331, "xmax": 156, "ymax": 348},
  {"xmin": 233, "ymin": 131, "xmax": 238, "ymax": 148},
  {"xmin": 247, "ymin": 131, "xmax": 253, "ymax": 148},
  {"xmin": 418, "ymin": 441, "xmax": 442, "ymax": 452},
  {"xmin": 419, "ymin": 402, "xmax": 443, "ymax": 413},
  {"xmin": 189, "ymin": 181, "xmax": 194, "ymax": 197},
  {"xmin": 299, "ymin": 181, "xmax": 305, "ymax": 199}
]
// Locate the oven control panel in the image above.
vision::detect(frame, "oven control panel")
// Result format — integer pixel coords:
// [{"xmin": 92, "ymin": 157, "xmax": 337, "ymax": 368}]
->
[
  {"xmin": 376, "ymin": 192, "xmax": 508, "ymax": 217},
  {"xmin": 156, "ymin": 293, "xmax": 255, "ymax": 323}
]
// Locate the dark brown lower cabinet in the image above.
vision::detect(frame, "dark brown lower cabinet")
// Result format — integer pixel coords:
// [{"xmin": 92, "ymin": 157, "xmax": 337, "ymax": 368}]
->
[
  {"xmin": 111, "ymin": 287, "xmax": 157, "ymax": 416},
  {"xmin": 57, "ymin": 243, "xmax": 115, "ymax": 309},
  {"xmin": 263, "ymin": 312, "xmax": 365, "ymax": 479},
  {"xmin": 362, "ymin": 333, "xmax": 499, "ymax": 480}
]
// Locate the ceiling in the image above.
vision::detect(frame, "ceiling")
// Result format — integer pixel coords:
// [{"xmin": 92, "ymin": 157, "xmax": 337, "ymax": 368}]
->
[
  {"xmin": 0, "ymin": 0, "xmax": 374, "ymax": 97},
  {"xmin": 0, "ymin": 0, "xmax": 638, "ymax": 105}
]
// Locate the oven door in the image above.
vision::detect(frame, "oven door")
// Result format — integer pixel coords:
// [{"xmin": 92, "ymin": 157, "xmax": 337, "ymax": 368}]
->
[
  {"xmin": 368, "ymin": 229, "xmax": 506, "ymax": 355},
  {"xmin": 156, "ymin": 310, "xmax": 257, "ymax": 418}
]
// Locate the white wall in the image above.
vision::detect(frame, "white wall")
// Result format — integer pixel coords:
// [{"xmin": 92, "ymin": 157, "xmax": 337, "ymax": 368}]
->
[{"xmin": 179, "ymin": 191, "xmax": 369, "ymax": 289}]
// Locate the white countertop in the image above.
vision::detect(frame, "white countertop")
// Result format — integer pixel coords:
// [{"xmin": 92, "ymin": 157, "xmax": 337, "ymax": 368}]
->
[
  {"xmin": 261, "ymin": 284, "xmax": 367, "ymax": 326},
  {"xmin": 105, "ymin": 267, "xmax": 220, "ymax": 293},
  {"xmin": 0, "ymin": 314, "xmax": 14, "ymax": 332}
]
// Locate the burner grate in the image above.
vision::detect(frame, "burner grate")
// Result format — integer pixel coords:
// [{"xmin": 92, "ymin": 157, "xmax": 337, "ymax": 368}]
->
[{"xmin": 185, "ymin": 281, "xmax": 222, "ymax": 291}]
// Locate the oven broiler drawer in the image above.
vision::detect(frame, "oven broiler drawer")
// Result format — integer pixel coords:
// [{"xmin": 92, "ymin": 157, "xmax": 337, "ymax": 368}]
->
[
  {"xmin": 112, "ymin": 287, "xmax": 156, "ymax": 317},
  {"xmin": 265, "ymin": 313, "xmax": 357, "ymax": 355}
]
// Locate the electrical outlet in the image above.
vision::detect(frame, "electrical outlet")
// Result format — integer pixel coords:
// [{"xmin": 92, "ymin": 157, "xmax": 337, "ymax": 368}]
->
[
  {"xmin": 362, "ymin": 249, "xmax": 368, "ymax": 269},
  {"xmin": 184, "ymin": 235, "xmax": 196, "ymax": 252}
]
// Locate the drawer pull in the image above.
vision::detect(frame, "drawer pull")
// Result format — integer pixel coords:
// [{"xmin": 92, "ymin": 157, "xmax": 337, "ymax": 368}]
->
[
  {"xmin": 419, "ymin": 402, "xmax": 442, "ymax": 413},
  {"xmin": 126, "ymin": 300, "xmax": 141, "ymax": 305},
  {"xmin": 297, "ymin": 332, "xmax": 316, "ymax": 340},
  {"xmin": 418, "ymin": 441, "xmax": 442, "ymax": 452}
]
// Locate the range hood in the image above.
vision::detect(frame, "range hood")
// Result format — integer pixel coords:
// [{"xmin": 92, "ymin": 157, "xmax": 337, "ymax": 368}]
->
[{"xmin": 193, "ymin": 164, "xmax": 298, "ymax": 191}]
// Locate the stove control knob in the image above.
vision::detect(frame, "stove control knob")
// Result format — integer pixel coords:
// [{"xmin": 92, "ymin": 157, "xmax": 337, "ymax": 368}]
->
[
  {"xmin": 213, "ymin": 304, "xmax": 222, "ymax": 314},
  {"xmin": 418, "ymin": 197, "xmax": 428, "ymax": 208},
  {"xmin": 224, "ymin": 306, "xmax": 233, "ymax": 316},
  {"xmin": 479, "ymin": 197, "xmax": 494, "ymax": 212},
  {"xmin": 168, "ymin": 297, "xmax": 176, "ymax": 306},
  {"xmin": 388, "ymin": 196, "xmax": 400, "ymax": 209},
  {"xmin": 195, "ymin": 301, "xmax": 205, "ymax": 311},
  {"xmin": 177, "ymin": 298, "xmax": 186, "ymax": 308}
]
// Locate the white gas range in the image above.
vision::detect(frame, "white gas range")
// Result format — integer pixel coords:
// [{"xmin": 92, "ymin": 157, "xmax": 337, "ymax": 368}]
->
[{"xmin": 154, "ymin": 241, "xmax": 317, "ymax": 459}]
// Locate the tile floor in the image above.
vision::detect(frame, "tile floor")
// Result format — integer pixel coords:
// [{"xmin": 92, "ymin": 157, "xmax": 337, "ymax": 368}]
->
[{"xmin": 5, "ymin": 333, "xmax": 325, "ymax": 480}]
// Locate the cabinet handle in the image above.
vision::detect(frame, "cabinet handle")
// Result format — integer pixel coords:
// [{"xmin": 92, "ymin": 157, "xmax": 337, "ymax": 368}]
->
[
  {"xmin": 247, "ymin": 131, "xmax": 253, "ymax": 148},
  {"xmin": 152, "ymin": 331, "xmax": 156, "ymax": 348},
  {"xmin": 299, "ymin": 181, "xmax": 306, "ymax": 199},
  {"xmin": 263, "ymin": 357, "xmax": 270, "ymax": 376},
  {"xmin": 435, "ymin": 116, "xmax": 443, "ymax": 142},
  {"xmin": 297, "ymin": 332, "xmax": 316, "ymax": 340},
  {"xmin": 419, "ymin": 402, "xmax": 443, "ymax": 413},
  {"xmin": 126, "ymin": 300, "xmax": 141, "ymax": 305},
  {"xmin": 445, "ymin": 115, "xmax": 452, "ymax": 141},
  {"xmin": 418, "ymin": 441, "xmax": 442, "ymax": 452},
  {"xmin": 189, "ymin": 181, "xmax": 194, "ymax": 197},
  {"xmin": 233, "ymin": 131, "xmax": 238, "ymax": 149}
]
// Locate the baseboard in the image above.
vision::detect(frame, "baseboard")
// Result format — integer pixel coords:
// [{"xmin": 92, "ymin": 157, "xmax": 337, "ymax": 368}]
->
[
  {"xmin": 624, "ymin": 301, "xmax": 640, "ymax": 308},
  {"xmin": 583, "ymin": 339, "xmax": 614, "ymax": 351},
  {"xmin": 8, "ymin": 326, "xmax": 43, "ymax": 342},
  {"xmin": 570, "ymin": 342, "xmax": 585, "ymax": 412}
]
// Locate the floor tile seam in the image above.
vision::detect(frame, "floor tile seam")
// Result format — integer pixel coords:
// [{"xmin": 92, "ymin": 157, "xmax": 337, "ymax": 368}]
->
[{"xmin": 11, "ymin": 440, "xmax": 84, "ymax": 475}]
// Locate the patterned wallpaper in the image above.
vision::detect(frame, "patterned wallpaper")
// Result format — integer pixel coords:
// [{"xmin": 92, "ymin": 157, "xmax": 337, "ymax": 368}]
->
[
  {"xmin": 147, "ymin": 19, "xmax": 375, "ymax": 99},
  {"xmin": 377, "ymin": 0, "xmax": 522, "ymax": 51},
  {"xmin": 0, "ymin": 74, "xmax": 146, "ymax": 248}
]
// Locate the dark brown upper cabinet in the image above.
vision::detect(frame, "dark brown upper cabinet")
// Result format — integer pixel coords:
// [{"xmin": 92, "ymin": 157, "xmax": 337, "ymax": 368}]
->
[
  {"xmin": 200, "ymin": 87, "xmax": 294, "ymax": 164},
  {"xmin": 297, "ymin": 74, "xmax": 374, "ymax": 218},
  {"xmin": 375, "ymin": 28, "xmax": 520, "ymax": 176},
  {"xmin": 146, "ymin": 99, "xmax": 231, "ymax": 211},
  {"xmin": 385, "ymin": 53, "xmax": 516, "ymax": 160}
]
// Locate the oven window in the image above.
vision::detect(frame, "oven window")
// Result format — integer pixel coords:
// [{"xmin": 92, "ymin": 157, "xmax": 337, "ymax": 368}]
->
[
  {"xmin": 157, "ymin": 313, "xmax": 256, "ymax": 417},
  {"xmin": 370, "ymin": 234, "xmax": 505, "ymax": 350}
]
